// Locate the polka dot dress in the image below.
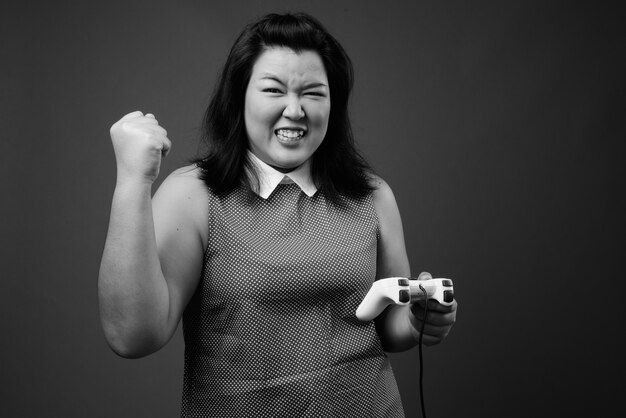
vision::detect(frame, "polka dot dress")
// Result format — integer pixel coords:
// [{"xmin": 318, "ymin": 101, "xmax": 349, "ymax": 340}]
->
[{"xmin": 181, "ymin": 184, "xmax": 404, "ymax": 417}]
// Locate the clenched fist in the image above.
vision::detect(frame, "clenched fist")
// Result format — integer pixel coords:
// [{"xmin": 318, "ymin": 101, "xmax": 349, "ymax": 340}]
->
[{"xmin": 109, "ymin": 111, "xmax": 172, "ymax": 185}]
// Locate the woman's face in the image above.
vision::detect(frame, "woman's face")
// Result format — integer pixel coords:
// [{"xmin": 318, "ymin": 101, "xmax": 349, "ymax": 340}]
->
[{"xmin": 244, "ymin": 47, "xmax": 330, "ymax": 172}]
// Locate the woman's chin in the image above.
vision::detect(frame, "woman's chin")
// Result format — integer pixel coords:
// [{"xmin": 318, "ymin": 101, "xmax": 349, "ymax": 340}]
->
[{"xmin": 269, "ymin": 162, "xmax": 302, "ymax": 173}]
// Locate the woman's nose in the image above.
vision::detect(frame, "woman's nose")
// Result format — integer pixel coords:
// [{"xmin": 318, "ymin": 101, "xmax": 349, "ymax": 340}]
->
[{"xmin": 282, "ymin": 96, "xmax": 305, "ymax": 120}]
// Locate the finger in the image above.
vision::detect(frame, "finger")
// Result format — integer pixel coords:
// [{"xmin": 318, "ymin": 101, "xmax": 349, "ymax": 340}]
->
[
  {"xmin": 143, "ymin": 126, "xmax": 170, "ymax": 155},
  {"xmin": 150, "ymin": 130, "xmax": 172, "ymax": 157},
  {"xmin": 413, "ymin": 308, "xmax": 456, "ymax": 327},
  {"xmin": 411, "ymin": 313, "xmax": 455, "ymax": 337},
  {"xmin": 416, "ymin": 271, "xmax": 432, "ymax": 280},
  {"xmin": 413, "ymin": 327, "xmax": 448, "ymax": 346},
  {"xmin": 411, "ymin": 306, "xmax": 455, "ymax": 330},
  {"xmin": 161, "ymin": 136, "xmax": 172, "ymax": 157},
  {"xmin": 412, "ymin": 300, "xmax": 456, "ymax": 321},
  {"xmin": 429, "ymin": 299, "xmax": 456, "ymax": 312},
  {"xmin": 143, "ymin": 113, "xmax": 159, "ymax": 124},
  {"xmin": 413, "ymin": 298, "xmax": 457, "ymax": 313},
  {"xmin": 149, "ymin": 124, "xmax": 167, "ymax": 137},
  {"xmin": 421, "ymin": 337, "xmax": 442, "ymax": 346},
  {"xmin": 420, "ymin": 331, "xmax": 448, "ymax": 346},
  {"xmin": 138, "ymin": 116, "xmax": 159, "ymax": 126},
  {"xmin": 417, "ymin": 322, "xmax": 451, "ymax": 339},
  {"xmin": 120, "ymin": 110, "xmax": 144, "ymax": 121}
]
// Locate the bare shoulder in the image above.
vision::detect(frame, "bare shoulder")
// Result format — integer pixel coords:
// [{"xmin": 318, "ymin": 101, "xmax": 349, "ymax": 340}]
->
[
  {"xmin": 155, "ymin": 164, "xmax": 207, "ymax": 200},
  {"xmin": 368, "ymin": 175, "xmax": 410, "ymax": 278},
  {"xmin": 152, "ymin": 164, "xmax": 209, "ymax": 246},
  {"xmin": 368, "ymin": 174, "xmax": 398, "ymax": 215},
  {"xmin": 163, "ymin": 164, "xmax": 205, "ymax": 184}
]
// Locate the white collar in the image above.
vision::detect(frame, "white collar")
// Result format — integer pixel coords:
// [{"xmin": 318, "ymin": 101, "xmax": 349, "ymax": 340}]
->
[{"xmin": 247, "ymin": 151, "xmax": 317, "ymax": 199}]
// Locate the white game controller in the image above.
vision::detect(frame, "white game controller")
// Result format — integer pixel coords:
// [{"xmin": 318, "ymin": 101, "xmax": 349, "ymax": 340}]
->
[{"xmin": 356, "ymin": 277, "xmax": 454, "ymax": 321}]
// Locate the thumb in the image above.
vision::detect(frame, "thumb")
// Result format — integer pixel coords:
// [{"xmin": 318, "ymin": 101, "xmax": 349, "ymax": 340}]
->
[{"xmin": 416, "ymin": 271, "xmax": 432, "ymax": 280}]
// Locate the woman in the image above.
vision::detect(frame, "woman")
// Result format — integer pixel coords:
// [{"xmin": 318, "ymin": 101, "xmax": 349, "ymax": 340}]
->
[{"xmin": 99, "ymin": 12, "xmax": 457, "ymax": 417}]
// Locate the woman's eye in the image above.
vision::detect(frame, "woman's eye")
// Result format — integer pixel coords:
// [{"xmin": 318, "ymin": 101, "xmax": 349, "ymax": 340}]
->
[
  {"xmin": 263, "ymin": 88, "xmax": 282, "ymax": 94},
  {"xmin": 305, "ymin": 91, "xmax": 325, "ymax": 97}
]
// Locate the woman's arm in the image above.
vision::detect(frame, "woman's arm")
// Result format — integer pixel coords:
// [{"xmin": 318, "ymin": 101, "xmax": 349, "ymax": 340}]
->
[
  {"xmin": 99, "ymin": 167, "xmax": 206, "ymax": 358},
  {"xmin": 371, "ymin": 177, "xmax": 457, "ymax": 352},
  {"xmin": 98, "ymin": 112, "xmax": 206, "ymax": 358}
]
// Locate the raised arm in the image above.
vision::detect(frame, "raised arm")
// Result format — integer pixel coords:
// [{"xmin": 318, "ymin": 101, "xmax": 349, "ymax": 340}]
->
[
  {"xmin": 98, "ymin": 111, "xmax": 206, "ymax": 358},
  {"xmin": 371, "ymin": 177, "xmax": 457, "ymax": 352}
]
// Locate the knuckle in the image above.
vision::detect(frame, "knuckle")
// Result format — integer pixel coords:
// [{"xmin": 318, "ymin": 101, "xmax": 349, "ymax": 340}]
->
[
  {"xmin": 119, "ymin": 121, "xmax": 134, "ymax": 132},
  {"xmin": 424, "ymin": 339, "xmax": 438, "ymax": 347}
]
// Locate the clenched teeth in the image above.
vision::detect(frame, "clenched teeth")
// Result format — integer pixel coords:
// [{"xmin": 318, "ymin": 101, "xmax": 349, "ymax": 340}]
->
[{"xmin": 275, "ymin": 129, "xmax": 305, "ymax": 140}]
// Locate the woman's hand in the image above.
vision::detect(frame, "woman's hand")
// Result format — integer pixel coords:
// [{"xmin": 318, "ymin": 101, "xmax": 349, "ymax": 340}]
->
[
  {"xmin": 409, "ymin": 273, "xmax": 458, "ymax": 346},
  {"xmin": 109, "ymin": 111, "xmax": 171, "ymax": 185}
]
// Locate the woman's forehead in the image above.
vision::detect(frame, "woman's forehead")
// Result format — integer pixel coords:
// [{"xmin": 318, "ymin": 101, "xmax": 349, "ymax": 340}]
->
[{"xmin": 251, "ymin": 47, "xmax": 328, "ymax": 84}]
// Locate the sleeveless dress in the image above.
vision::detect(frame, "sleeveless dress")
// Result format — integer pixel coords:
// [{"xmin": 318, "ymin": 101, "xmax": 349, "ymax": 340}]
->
[{"xmin": 181, "ymin": 183, "xmax": 404, "ymax": 417}]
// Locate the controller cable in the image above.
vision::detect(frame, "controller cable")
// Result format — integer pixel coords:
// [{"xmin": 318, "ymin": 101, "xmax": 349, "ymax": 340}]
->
[{"xmin": 417, "ymin": 283, "xmax": 429, "ymax": 418}]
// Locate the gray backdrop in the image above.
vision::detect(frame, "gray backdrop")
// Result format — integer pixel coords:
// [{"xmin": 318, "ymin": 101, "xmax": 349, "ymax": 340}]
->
[{"xmin": 1, "ymin": 0, "xmax": 624, "ymax": 417}]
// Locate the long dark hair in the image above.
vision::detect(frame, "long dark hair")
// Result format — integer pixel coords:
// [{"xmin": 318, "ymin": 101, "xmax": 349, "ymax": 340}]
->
[{"xmin": 194, "ymin": 12, "xmax": 375, "ymax": 203}]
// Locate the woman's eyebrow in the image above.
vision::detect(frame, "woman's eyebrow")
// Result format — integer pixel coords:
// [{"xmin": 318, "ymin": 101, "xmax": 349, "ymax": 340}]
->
[
  {"xmin": 259, "ymin": 74, "xmax": 285, "ymax": 84},
  {"xmin": 302, "ymin": 82, "xmax": 328, "ymax": 89},
  {"xmin": 258, "ymin": 74, "xmax": 328, "ymax": 89}
]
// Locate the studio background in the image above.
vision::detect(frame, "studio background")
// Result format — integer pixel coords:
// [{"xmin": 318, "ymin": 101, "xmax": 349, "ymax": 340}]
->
[{"xmin": 1, "ymin": 0, "xmax": 624, "ymax": 417}]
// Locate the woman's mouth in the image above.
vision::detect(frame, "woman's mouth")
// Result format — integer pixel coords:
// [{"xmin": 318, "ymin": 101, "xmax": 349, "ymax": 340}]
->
[{"xmin": 275, "ymin": 128, "xmax": 306, "ymax": 143}]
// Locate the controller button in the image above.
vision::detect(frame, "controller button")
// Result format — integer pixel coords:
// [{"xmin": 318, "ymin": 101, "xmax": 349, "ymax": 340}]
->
[
  {"xmin": 398, "ymin": 278, "xmax": 409, "ymax": 286},
  {"xmin": 443, "ymin": 290, "xmax": 454, "ymax": 303},
  {"xmin": 442, "ymin": 279, "xmax": 452, "ymax": 287},
  {"xmin": 399, "ymin": 289, "xmax": 410, "ymax": 303}
]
